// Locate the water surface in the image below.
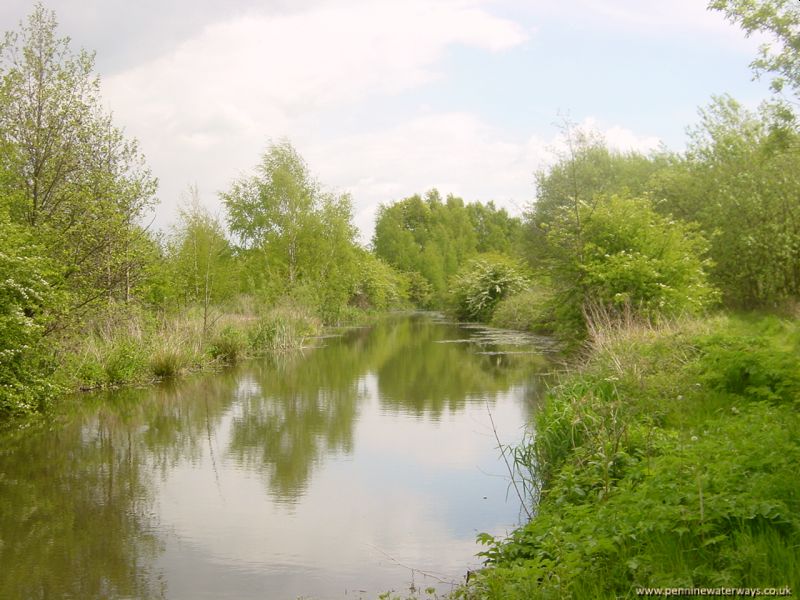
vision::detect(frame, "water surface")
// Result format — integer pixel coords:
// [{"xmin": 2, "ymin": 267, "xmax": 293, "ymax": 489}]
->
[{"xmin": 0, "ymin": 315, "xmax": 551, "ymax": 599}]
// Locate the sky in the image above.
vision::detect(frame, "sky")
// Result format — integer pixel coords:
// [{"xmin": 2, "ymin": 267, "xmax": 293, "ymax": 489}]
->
[{"xmin": 1, "ymin": 0, "xmax": 776, "ymax": 243}]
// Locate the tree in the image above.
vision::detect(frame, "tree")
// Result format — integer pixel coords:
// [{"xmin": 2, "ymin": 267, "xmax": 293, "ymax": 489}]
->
[
  {"xmin": 709, "ymin": 0, "xmax": 800, "ymax": 96},
  {"xmin": 349, "ymin": 250, "xmax": 409, "ymax": 310},
  {"xmin": 373, "ymin": 189, "xmax": 521, "ymax": 307},
  {"xmin": 222, "ymin": 141, "xmax": 359, "ymax": 318},
  {"xmin": 466, "ymin": 200, "xmax": 524, "ymax": 255},
  {"xmin": 0, "ymin": 4, "xmax": 157, "ymax": 317},
  {"xmin": 525, "ymin": 121, "xmax": 719, "ymax": 333},
  {"xmin": 656, "ymin": 95, "xmax": 800, "ymax": 307},
  {"xmin": 167, "ymin": 187, "xmax": 235, "ymax": 332},
  {"xmin": 526, "ymin": 126, "xmax": 667, "ymax": 265}
]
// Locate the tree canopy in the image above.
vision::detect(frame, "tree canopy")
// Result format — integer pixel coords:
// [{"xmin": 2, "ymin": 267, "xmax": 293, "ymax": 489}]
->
[
  {"xmin": 373, "ymin": 190, "xmax": 523, "ymax": 306},
  {"xmin": 0, "ymin": 4, "xmax": 157, "ymax": 312},
  {"xmin": 709, "ymin": 0, "xmax": 800, "ymax": 96},
  {"xmin": 221, "ymin": 141, "xmax": 362, "ymax": 318}
]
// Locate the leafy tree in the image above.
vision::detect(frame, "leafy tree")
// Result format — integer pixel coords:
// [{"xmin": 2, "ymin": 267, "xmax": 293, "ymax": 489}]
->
[
  {"xmin": 524, "ymin": 126, "xmax": 715, "ymax": 332},
  {"xmin": 709, "ymin": 0, "xmax": 800, "ymax": 96},
  {"xmin": 223, "ymin": 141, "xmax": 316, "ymax": 282},
  {"xmin": 526, "ymin": 127, "xmax": 667, "ymax": 264},
  {"xmin": 466, "ymin": 200, "xmax": 524, "ymax": 255},
  {"xmin": 656, "ymin": 95, "xmax": 800, "ymax": 307},
  {"xmin": 0, "ymin": 208, "xmax": 57, "ymax": 416},
  {"xmin": 373, "ymin": 189, "xmax": 522, "ymax": 306},
  {"xmin": 349, "ymin": 250, "xmax": 409, "ymax": 311},
  {"xmin": 221, "ymin": 141, "xmax": 359, "ymax": 319},
  {"xmin": 0, "ymin": 4, "xmax": 157, "ymax": 316},
  {"xmin": 166, "ymin": 187, "xmax": 235, "ymax": 331}
]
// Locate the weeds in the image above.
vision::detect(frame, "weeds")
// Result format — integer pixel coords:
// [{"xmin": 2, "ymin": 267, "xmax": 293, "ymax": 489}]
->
[
  {"xmin": 54, "ymin": 300, "xmax": 322, "ymax": 391},
  {"xmin": 469, "ymin": 313, "xmax": 800, "ymax": 598}
]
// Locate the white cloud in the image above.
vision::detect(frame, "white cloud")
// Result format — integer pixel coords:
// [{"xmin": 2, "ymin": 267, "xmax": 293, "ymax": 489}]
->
[
  {"xmin": 303, "ymin": 112, "xmax": 661, "ymax": 243},
  {"xmin": 512, "ymin": 0, "xmax": 770, "ymax": 49},
  {"xmin": 98, "ymin": 0, "xmax": 695, "ymax": 243},
  {"xmin": 303, "ymin": 112, "xmax": 545, "ymax": 241},
  {"xmin": 103, "ymin": 0, "xmax": 527, "ymax": 221},
  {"xmin": 565, "ymin": 117, "xmax": 662, "ymax": 155}
]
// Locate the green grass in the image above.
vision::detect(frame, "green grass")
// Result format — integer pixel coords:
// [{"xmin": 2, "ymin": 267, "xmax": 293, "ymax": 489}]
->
[
  {"xmin": 55, "ymin": 301, "xmax": 323, "ymax": 391},
  {"xmin": 463, "ymin": 313, "xmax": 800, "ymax": 599}
]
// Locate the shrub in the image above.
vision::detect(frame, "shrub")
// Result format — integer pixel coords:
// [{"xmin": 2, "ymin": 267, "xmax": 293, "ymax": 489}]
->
[
  {"xmin": 545, "ymin": 195, "xmax": 718, "ymax": 332},
  {"xmin": 697, "ymin": 333, "xmax": 800, "ymax": 405},
  {"xmin": 248, "ymin": 304, "xmax": 320, "ymax": 353},
  {"xmin": 0, "ymin": 218, "xmax": 57, "ymax": 416},
  {"xmin": 350, "ymin": 252, "xmax": 409, "ymax": 310},
  {"xmin": 450, "ymin": 254, "xmax": 529, "ymax": 322},
  {"xmin": 103, "ymin": 337, "xmax": 148, "ymax": 384},
  {"xmin": 490, "ymin": 286, "xmax": 554, "ymax": 332},
  {"xmin": 470, "ymin": 315, "xmax": 800, "ymax": 598},
  {"xmin": 208, "ymin": 325, "xmax": 247, "ymax": 363},
  {"xmin": 149, "ymin": 347, "xmax": 184, "ymax": 378}
]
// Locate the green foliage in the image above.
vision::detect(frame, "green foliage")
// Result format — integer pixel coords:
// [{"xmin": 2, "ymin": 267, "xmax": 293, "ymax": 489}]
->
[
  {"xmin": 490, "ymin": 286, "xmax": 555, "ymax": 333},
  {"xmin": 529, "ymin": 103, "xmax": 800, "ymax": 314},
  {"xmin": 248, "ymin": 304, "xmax": 320, "ymax": 353},
  {"xmin": 208, "ymin": 325, "xmax": 248, "ymax": 364},
  {"xmin": 526, "ymin": 129, "xmax": 718, "ymax": 337},
  {"xmin": 0, "ymin": 213, "xmax": 57, "ymax": 416},
  {"xmin": 166, "ymin": 189, "xmax": 236, "ymax": 309},
  {"xmin": 542, "ymin": 194, "xmax": 717, "ymax": 336},
  {"xmin": 350, "ymin": 251, "xmax": 409, "ymax": 311},
  {"xmin": 529, "ymin": 129, "xmax": 666, "ymax": 245},
  {"xmin": 103, "ymin": 338, "xmax": 149, "ymax": 385},
  {"xmin": 471, "ymin": 316, "xmax": 800, "ymax": 598},
  {"xmin": 450, "ymin": 254, "xmax": 529, "ymax": 322},
  {"xmin": 697, "ymin": 326, "xmax": 800, "ymax": 404},
  {"xmin": 406, "ymin": 271, "xmax": 435, "ymax": 308},
  {"xmin": 148, "ymin": 347, "xmax": 184, "ymax": 379},
  {"xmin": 466, "ymin": 201, "xmax": 524, "ymax": 255},
  {"xmin": 0, "ymin": 4, "xmax": 157, "ymax": 314},
  {"xmin": 709, "ymin": 0, "xmax": 800, "ymax": 96},
  {"xmin": 221, "ymin": 141, "xmax": 360, "ymax": 321},
  {"xmin": 579, "ymin": 196, "xmax": 716, "ymax": 315},
  {"xmin": 657, "ymin": 96, "xmax": 800, "ymax": 308},
  {"xmin": 373, "ymin": 190, "xmax": 523, "ymax": 307}
]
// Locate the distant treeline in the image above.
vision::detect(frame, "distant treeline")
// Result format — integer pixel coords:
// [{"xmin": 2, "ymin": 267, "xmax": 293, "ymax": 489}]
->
[
  {"xmin": 3, "ymin": 2, "xmax": 800, "ymax": 420},
  {"xmin": 374, "ymin": 95, "xmax": 800, "ymax": 339}
]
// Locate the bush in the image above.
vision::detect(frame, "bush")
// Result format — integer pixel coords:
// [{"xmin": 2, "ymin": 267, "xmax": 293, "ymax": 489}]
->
[
  {"xmin": 450, "ymin": 254, "xmax": 529, "ymax": 322},
  {"xmin": 149, "ymin": 347, "xmax": 184, "ymax": 379},
  {"xmin": 0, "ymin": 217, "xmax": 57, "ymax": 417},
  {"xmin": 490, "ymin": 286, "xmax": 554, "ymax": 332},
  {"xmin": 208, "ymin": 325, "xmax": 247, "ymax": 363},
  {"xmin": 103, "ymin": 337, "xmax": 149, "ymax": 384},
  {"xmin": 248, "ymin": 304, "xmax": 320, "ymax": 353},
  {"xmin": 545, "ymin": 195, "xmax": 718, "ymax": 333},
  {"xmin": 350, "ymin": 252, "xmax": 409, "ymax": 310},
  {"xmin": 697, "ymin": 333, "xmax": 800, "ymax": 405}
]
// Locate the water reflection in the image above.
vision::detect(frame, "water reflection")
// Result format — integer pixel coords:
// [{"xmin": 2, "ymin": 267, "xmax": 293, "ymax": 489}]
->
[
  {"xmin": 0, "ymin": 415, "xmax": 164, "ymax": 599},
  {"xmin": 374, "ymin": 318, "xmax": 547, "ymax": 416},
  {"xmin": 0, "ymin": 315, "xmax": 550, "ymax": 599}
]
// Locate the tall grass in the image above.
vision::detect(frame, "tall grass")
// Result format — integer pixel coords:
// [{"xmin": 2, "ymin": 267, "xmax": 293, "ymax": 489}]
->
[
  {"xmin": 468, "ymin": 312, "xmax": 800, "ymax": 598},
  {"xmin": 55, "ymin": 300, "xmax": 321, "ymax": 390}
]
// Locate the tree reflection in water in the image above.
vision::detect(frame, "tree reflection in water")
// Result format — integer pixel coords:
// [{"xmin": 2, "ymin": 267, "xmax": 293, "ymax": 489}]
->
[{"xmin": 0, "ymin": 315, "xmax": 550, "ymax": 598}]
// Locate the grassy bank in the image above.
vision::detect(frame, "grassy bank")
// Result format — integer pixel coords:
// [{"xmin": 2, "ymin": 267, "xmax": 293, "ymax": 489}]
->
[
  {"xmin": 51, "ymin": 300, "xmax": 324, "ymax": 393},
  {"xmin": 459, "ymin": 312, "xmax": 800, "ymax": 598}
]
